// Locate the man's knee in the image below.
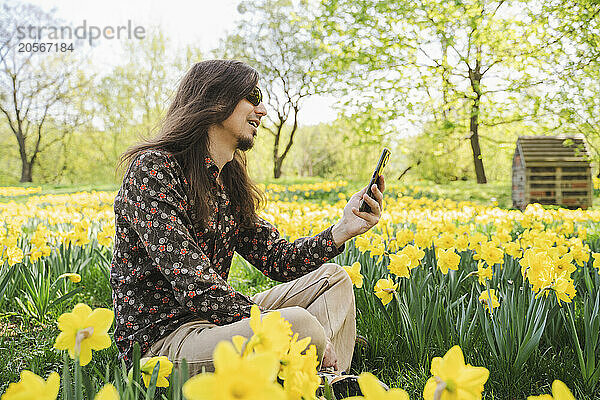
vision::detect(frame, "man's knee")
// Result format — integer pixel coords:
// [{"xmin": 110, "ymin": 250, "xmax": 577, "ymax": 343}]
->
[
  {"xmin": 320, "ymin": 262, "xmax": 353, "ymax": 292},
  {"xmin": 279, "ymin": 306, "xmax": 327, "ymax": 354}
]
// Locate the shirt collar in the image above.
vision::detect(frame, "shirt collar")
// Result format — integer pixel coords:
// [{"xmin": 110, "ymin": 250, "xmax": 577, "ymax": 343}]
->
[{"xmin": 204, "ymin": 155, "xmax": 222, "ymax": 186}]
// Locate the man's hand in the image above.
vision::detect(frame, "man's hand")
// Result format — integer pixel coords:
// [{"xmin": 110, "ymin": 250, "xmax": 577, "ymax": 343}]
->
[
  {"xmin": 332, "ymin": 175, "xmax": 385, "ymax": 247},
  {"xmin": 320, "ymin": 338, "xmax": 338, "ymax": 372}
]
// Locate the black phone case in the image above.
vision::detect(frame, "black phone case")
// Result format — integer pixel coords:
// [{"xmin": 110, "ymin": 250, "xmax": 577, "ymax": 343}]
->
[{"xmin": 359, "ymin": 148, "xmax": 390, "ymax": 213}]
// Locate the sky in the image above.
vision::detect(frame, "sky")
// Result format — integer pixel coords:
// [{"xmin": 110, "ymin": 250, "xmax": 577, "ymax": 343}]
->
[{"xmin": 24, "ymin": 0, "xmax": 339, "ymax": 125}]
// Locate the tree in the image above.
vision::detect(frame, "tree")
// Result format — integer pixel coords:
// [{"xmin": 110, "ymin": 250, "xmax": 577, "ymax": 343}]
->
[
  {"xmin": 216, "ymin": 0, "xmax": 340, "ymax": 178},
  {"xmin": 540, "ymin": 0, "xmax": 600, "ymax": 175},
  {"xmin": 0, "ymin": 1, "xmax": 90, "ymax": 182},
  {"xmin": 320, "ymin": 0, "xmax": 561, "ymax": 183}
]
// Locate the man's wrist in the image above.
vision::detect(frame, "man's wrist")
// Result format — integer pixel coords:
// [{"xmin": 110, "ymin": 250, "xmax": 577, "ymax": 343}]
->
[{"xmin": 332, "ymin": 221, "xmax": 351, "ymax": 249}]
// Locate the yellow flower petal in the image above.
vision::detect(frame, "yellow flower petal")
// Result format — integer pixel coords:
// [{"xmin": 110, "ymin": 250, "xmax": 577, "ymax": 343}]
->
[{"xmin": 94, "ymin": 384, "xmax": 119, "ymax": 400}]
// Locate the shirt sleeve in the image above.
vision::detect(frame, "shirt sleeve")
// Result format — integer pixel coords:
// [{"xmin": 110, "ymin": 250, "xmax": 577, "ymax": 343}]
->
[
  {"xmin": 235, "ymin": 216, "xmax": 346, "ymax": 282},
  {"xmin": 116, "ymin": 150, "xmax": 256, "ymax": 325}
]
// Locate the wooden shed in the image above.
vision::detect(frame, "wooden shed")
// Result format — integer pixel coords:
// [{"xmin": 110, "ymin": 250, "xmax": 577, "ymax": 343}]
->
[{"xmin": 512, "ymin": 135, "xmax": 593, "ymax": 210}]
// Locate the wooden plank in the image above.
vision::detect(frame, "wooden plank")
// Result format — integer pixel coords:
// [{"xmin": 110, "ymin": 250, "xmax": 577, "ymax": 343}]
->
[
  {"xmin": 527, "ymin": 178, "xmax": 590, "ymax": 184},
  {"xmin": 524, "ymin": 157, "xmax": 589, "ymax": 162},
  {"xmin": 526, "ymin": 171, "xmax": 587, "ymax": 176},
  {"xmin": 521, "ymin": 151, "xmax": 581, "ymax": 156},
  {"xmin": 520, "ymin": 145, "xmax": 582, "ymax": 150},
  {"xmin": 525, "ymin": 161, "xmax": 591, "ymax": 167},
  {"xmin": 519, "ymin": 136, "xmax": 586, "ymax": 142}
]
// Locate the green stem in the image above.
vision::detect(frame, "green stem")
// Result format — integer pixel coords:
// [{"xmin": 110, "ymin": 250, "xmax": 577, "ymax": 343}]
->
[
  {"xmin": 74, "ymin": 358, "xmax": 82, "ymax": 400},
  {"xmin": 566, "ymin": 304, "xmax": 587, "ymax": 380}
]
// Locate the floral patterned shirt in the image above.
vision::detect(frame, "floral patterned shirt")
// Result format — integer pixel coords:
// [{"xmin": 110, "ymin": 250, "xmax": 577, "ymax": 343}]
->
[{"xmin": 110, "ymin": 149, "xmax": 345, "ymax": 363}]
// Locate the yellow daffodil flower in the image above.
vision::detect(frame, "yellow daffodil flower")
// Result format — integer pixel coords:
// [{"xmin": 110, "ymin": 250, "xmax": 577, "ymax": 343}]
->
[
  {"xmin": 479, "ymin": 242, "xmax": 504, "ymax": 266},
  {"xmin": 503, "ymin": 241, "xmax": 522, "ymax": 259},
  {"xmin": 94, "ymin": 384, "xmax": 119, "ymax": 400},
  {"xmin": 7, "ymin": 246, "xmax": 24, "ymax": 266},
  {"xmin": 246, "ymin": 305, "xmax": 292, "ymax": 358},
  {"xmin": 436, "ymin": 248, "xmax": 461, "ymax": 274},
  {"xmin": 374, "ymin": 277, "xmax": 398, "ymax": 306},
  {"xmin": 477, "ymin": 261, "xmax": 493, "ymax": 285},
  {"xmin": 59, "ymin": 273, "xmax": 82, "ymax": 283},
  {"xmin": 343, "ymin": 262, "xmax": 364, "ymax": 288},
  {"xmin": 527, "ymin": 379, "xmax": 576, "ymax": 400},
  {"xmin": 435, "ymin": 232, "xmax": 456, "ymax": 250},
  {"xmin": 454, "ymin": 235, "xmax": 469, "ymax": 252},
  {"xmin": 414, "ymin": 230, "xmax": 434, "ymax": 249},
  {"xmin": 1, "ymin": 370, "xmax": 60, "ymax": 400},
  {"xmin": 54, "ymin": 303, "xmax": 114, "ymax": 366},
  {"xmin": 395, "ymin": 229, "xmax": 414, "ymax": 247},
  {"xmin": 388, "ymin": 253, "xmax": 411, "ymax": 278},
  {"xmin": 400, "ymin": 244, "xmax": 425, "ymax": 269},
  {"xmin": 344, "ymin": 372, "xmax": 409, "ymax": 400},
  {"xmin": 355, "ymin": 236, "xmax": 372, "ymax": 253},
  {"xmin": 479, "ymin": 289, "xmax": 500, "ymax": 313},
  {"xmin": 423, "ymin": 345, "xmax": 489, "ymax": 400},
  {"xmin": 140, "ymin": 356, "xmax": 173, "ymax": 388},
  {"xmin": 280, "ymin": 335, "xmax": 320, "ymax": 400},
  {"xmin": 182, "ymin": 341, "xmax": 285, "ymax": 400},
  {"xmin": 98, "ymin": 224, "xmax": 115, "ymax": 247},
  {"xmin": 369, "ymin": 239, "xmax": 386, "ymax": 258}
]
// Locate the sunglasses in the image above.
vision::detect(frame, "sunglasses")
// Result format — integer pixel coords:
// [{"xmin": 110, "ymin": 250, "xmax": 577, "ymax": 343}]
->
[{"xmin": 245, "ymin": 86, "xmax": 263, "ymax": 106}]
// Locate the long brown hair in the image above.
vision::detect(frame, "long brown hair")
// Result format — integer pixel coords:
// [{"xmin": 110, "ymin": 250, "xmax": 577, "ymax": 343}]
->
[{"xmin": 116, "ymin": 60, "xmax": 267, "ymax": 230}]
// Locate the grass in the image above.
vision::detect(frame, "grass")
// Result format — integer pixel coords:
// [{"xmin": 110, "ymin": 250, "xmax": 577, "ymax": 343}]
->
[{"xmin": 2, "ymin": 179, "xmax": 600, "ymax": 397}]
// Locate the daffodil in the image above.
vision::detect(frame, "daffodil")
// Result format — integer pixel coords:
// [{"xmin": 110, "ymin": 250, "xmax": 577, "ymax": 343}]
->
[
  {"xmin": 54, "ymin": 303, "xmax": 114, "ymax": 366},
  {"xmin": 368, "ymin": 239, "xmax": 386, "ymax": 258},
  {"xmin": 479, "ymin": 289, "xmax": 500, "ymax": 313},
  {"xmin": 1, "ymin": 370, "xmax": 60, "ymax": 400},
  {"xmin": 436, "ymin": 248, "xmax": 461, "ymax": 274},
  {"xmin": 140, "ymin": 356, "xmax": 173, "ymax": 388},
  {"xmin": 59, "ymin": 273, "xmax": 82, "ymax": 283},
  {"xmin": 415, "ymin": 230, "xmax": 434, "ymax": 249},
  {"xmin": 479, "ymin": 242, "xmax": 504, "ymax": 266},
  {"xmin": 395, "ymin": 229, "xmax": 414, "ymax": 247},
  {"xmin": 423, "ymin": 345, "xmax": 489, "ymax": 400},
  {"xmin": 94, "ymin": 384, "xmax": 119, "ymax": 400},
  {"xmin": 548, "ymin": 272, "xmax": 577, "ymax": 305},
  {"xmin": 374, "ymin": 277, "xmax": 398, "ymax": 306},
  {"xmin": 400, "ymin": 244, "xmax": 425, "ymax": 269},
  {"xmin": 7, "ymin": 246, "xmax": 24, "ymax": 266},
  {"xmin": 435, "ymin": 232, "xmax": 456, "ymax": 250},
  {"xmin": 343, "ymin": 262, "xmax": 364, "ymax": 288},
  {"xmin": 246, "ymin": 305, "xmax": 292, "ymax": 358},
  {"xmin": 476, "ymin": 261, "xmax": 493, "ymax": 285},
  {"xmin": 592, "ymin": 253, "xmax": 600, "ymax": 272},
  {"xmin": 503, "ymin": 241, "xmax": 522, "ymax": 259},
  {"xmin": 344, "ymin": 372, "xmax": 409, "ymax": 400},
  {"xmin": 182, "ymin": 341, "xmax": 285, "ymax": 400},
  {"xmin": 98, "ymin": 224, "xmax": 115, "ymax": 247},
  {"xmin": 280, "ymin": 336, "xmax": 320, "ymax": 400},
  {"xmin": 355, "ymin": 236, "xmax": 372, "ymax": 253},
  {"xmin": 527, "ymin": 379, "xmax": 575, "ymax": 400},
  {"xmin": 388, "ymin": 253, "xmax": 411, "ymax": 278},
  {"xmin": 454, "ymin": 235, "xmax": 469, "ymax": 252}
]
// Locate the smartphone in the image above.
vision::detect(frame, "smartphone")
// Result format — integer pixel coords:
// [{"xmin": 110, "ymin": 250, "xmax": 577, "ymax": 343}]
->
[{"xmin": 359, "ymin": 148, "xmax": 391, "ymax": 213}]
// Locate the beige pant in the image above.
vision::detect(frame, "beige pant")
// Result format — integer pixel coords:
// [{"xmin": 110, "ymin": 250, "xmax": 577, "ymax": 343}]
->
[{"xmin": 143, "ymin": 262, "xmax": 356, "ymax": 376}]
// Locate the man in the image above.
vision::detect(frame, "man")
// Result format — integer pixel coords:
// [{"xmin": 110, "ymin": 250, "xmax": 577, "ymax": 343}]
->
[{"xmin": 110, "ymin": 59, "xmax": 385, "ymax": 377}]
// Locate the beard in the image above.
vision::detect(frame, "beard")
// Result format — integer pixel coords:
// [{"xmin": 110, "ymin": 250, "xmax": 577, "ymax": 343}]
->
[{"xmin": 236, "ymin": 132, "xmax": 255, "ymax": 152}]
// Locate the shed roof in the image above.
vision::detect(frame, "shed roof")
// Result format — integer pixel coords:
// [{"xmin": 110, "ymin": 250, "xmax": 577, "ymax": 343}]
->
[{"xmin": 516, "ymin": 135, "xmax": 591, "ymax": 167}]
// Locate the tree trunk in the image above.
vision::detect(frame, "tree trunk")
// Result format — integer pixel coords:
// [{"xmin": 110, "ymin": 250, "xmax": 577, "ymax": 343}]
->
[
  {"xmin": 273, "ymin": 159, "xmax": 282, "ymax": 179},
  {"xmin": 469, "ymin": 98, "xmax": 487, "ymax": 184},
  {"xmin": 468, "ymin": 54, "xmax": 487, "ymax": 184},
  {"xmin": 20, "ymin": 159, "xmax": 33, "ymax": 182},
  {"xmin": 271, "ymin": 107, "xmax": 299, "ymax": 179}
]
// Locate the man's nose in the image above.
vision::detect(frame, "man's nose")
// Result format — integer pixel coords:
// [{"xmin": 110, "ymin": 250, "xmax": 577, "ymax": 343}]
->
[{"xmin": 255, "ymin": 102, "xmax": 267, "ymax": 116}]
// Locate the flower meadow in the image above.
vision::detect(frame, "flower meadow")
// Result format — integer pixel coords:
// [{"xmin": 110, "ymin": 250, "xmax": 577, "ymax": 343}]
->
[{"xmin": 1, "ymin": 181, "xmax": 599, "ymax": 399}]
